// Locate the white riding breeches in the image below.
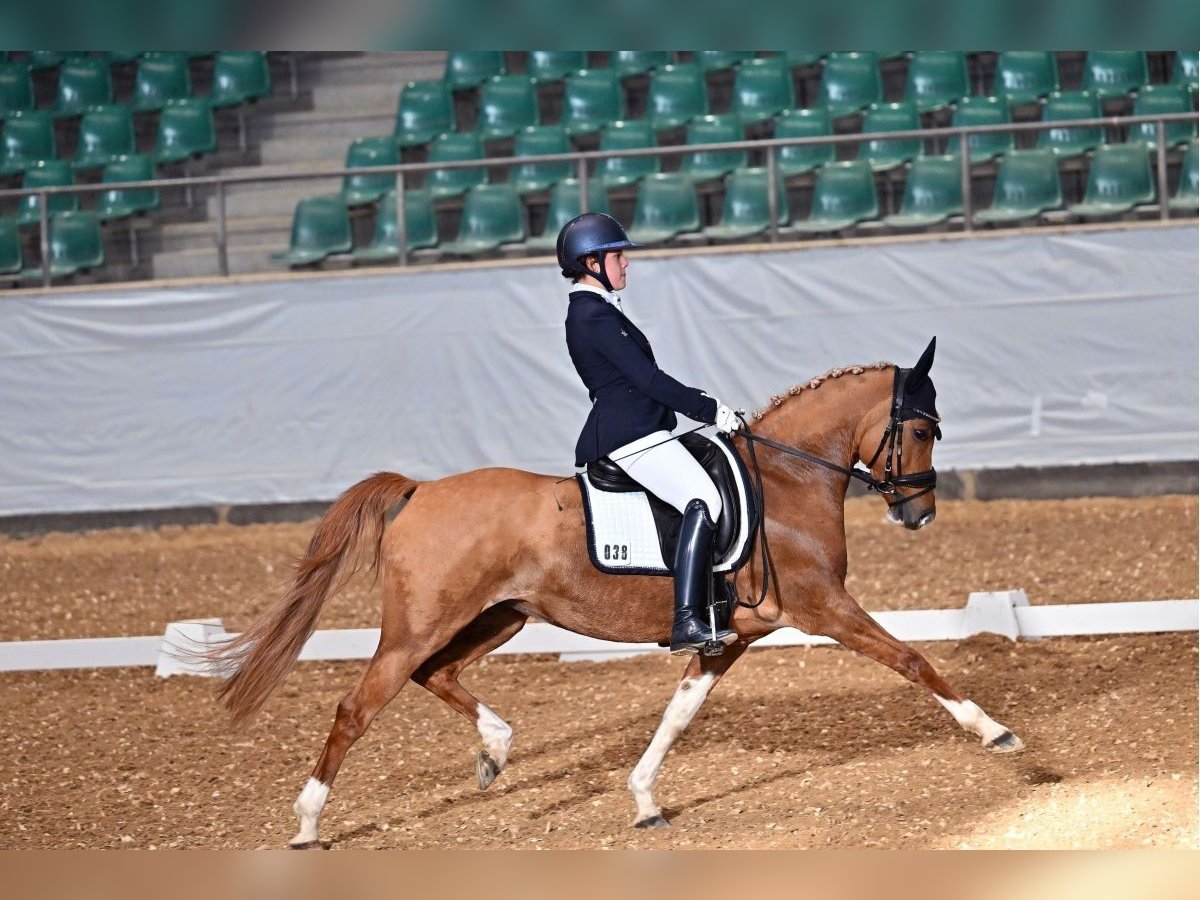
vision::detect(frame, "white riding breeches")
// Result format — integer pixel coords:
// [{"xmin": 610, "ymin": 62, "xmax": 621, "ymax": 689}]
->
[{"xmin": 610, "ymin": 430, "xmax": 722, "ymax": 521}]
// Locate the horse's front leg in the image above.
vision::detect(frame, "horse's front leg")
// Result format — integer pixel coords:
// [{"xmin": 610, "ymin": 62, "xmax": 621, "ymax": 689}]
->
[
  {"xmin": 627, "ymin": 640, "xmax": 750, "ymax": 828},
  {"xmin": 809, "ymin": 588, "xmax": 1024, "ymax": 752}
]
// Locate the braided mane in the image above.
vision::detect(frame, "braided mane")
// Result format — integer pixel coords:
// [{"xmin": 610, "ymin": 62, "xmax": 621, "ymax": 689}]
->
[{"xmin": 751, "ymin": 361, "xmax": 893, "ymax": 421}]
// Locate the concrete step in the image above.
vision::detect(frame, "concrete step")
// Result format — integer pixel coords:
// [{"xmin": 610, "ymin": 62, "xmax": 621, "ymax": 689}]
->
[
  {"xmin": 145, "ymin": 213, "xmax": 294, "ymax": 255},
  {"xmin": 303, "ymin": 52, "xmax": 445, "ymax": 89}
]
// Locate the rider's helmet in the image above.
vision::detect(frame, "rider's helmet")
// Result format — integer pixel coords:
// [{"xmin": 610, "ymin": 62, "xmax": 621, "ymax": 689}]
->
[{"xmin": 556, "ymin": 212, "xmax": 638, "ymax": 292}]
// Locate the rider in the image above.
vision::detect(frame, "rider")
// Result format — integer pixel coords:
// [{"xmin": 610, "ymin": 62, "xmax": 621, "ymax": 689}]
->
[{"xmin": 559, "ymin": 212, "xmax": 740, "ymax": 655}]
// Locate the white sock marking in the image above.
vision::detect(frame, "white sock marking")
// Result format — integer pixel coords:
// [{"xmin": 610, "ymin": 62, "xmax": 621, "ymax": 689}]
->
[
  {"xmin": 628, "ymin": 673, "xmax": 716, "ymax": 822},
  {"xmin": 291, "ymin": 777, "xmax": 329, "ymax": 846},
  {"xmin": 935, "ymin": 696, "xmax": 1013, "ymax": 746},
  {"xmin": 476, "ymin": 703, "xmax": 513, "ymax": 768}
]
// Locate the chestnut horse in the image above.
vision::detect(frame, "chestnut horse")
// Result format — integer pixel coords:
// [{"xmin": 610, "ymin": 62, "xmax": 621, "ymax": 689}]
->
[{"xmin": 210, "ymin": 347, "xmax": 1024, "ymax": 848}]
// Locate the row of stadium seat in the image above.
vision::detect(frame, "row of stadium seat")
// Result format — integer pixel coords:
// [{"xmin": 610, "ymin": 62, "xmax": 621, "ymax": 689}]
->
[
  {"xmin": 270, "ymin": 141, "xmax": 1200, "ymax": 268},
  {"xmin": 392, "ymin": 52, "xmax": 1198, "ymax": 148},
  {"xmin": 332, "ymin": 96, "xmax": 1199, "ymax": 210},
  {"xmin": 0, "ymin": 51, "xmax": 271, "ymax": 119},
  {"xmin": 0, "ymin": 102, "xmax": 218, "ymax": 180}
]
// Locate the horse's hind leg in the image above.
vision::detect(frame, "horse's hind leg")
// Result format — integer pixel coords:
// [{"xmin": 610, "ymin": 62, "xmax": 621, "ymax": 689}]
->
[
  {"xmin": 411, "ymin": 604, "xmax": 529, "ymax": 790},
  {"xmin": 813, "ymin": 588, "xmax": 1024, "ymax": 753}
]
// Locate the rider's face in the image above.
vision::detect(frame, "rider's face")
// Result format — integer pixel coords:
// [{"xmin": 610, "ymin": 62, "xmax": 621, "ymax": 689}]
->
[{"xmin": 587, "ymin": 250, "xmax": 628, "ymax": 292}]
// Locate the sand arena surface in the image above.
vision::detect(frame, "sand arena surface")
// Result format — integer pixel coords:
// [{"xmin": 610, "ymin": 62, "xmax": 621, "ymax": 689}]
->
[{"xmin": 0, "ymin": 495, "xmax": 1196, "ymax": 848}]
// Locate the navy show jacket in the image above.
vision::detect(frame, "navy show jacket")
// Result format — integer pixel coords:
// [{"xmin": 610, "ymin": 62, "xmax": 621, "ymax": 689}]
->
[{"xmin": 565, "ymin": 289, "xmax": 717, "ymax": 467}]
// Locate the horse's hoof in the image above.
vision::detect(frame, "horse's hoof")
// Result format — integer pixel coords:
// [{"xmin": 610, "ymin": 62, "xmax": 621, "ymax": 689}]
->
[
  {"xmin": 476, "ymin": 750, "xmax": 502, "ymax": 790},
  {"xmin": 633, "ymin": 814, "xmax": 670, "ymax": 829},
  {"xmin": 985, "ymin": 730, "xmax": 1025, "ymax": 753},
  {"xmin": 287, "ymin": 840, "xmax": 328, "ymax": 850}
]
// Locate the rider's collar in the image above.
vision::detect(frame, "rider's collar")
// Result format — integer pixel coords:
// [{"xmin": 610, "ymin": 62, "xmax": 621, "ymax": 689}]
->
[{"xmin": 572, "ymin": 283, "xmax": 623, "ymax": 309}]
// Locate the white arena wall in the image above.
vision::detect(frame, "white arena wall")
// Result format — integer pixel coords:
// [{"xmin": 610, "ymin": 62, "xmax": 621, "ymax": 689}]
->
[{"xmin": 1, "ymin": 224, "xmax": 1196, "ymax": 518}]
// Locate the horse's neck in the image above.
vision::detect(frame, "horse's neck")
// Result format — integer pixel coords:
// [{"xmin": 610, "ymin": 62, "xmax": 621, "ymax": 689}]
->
[{"xmin": 746, "ymin": 369, "xmax": 890, "ymax": 525}]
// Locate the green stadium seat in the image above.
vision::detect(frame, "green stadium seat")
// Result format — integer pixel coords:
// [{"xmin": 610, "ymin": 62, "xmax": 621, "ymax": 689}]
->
[
  {"xmin": 784, "ymin": 51, "xmax": 826, "ymax": 68},
  {"xmin": 791, "ymin": 160, "xmax": 879, "ymax": 233},
  {"xmin": 272, "ymin": 195, "xmax": 352, "ymax": 267},
  {"xmin": 105, "ymin": 52, "xmax": 143, "ymax": 65},
  {"xmin": 133, "ymin": 52, "xmax": 192, "ymax": 112},
  {"xmin": 906, "ymin": 51, "xmax": 969, "ymax": 114},
  {"xmin": 693, "ymin": 51, "xmax": 753, "ymax": 73},
  {"xmin": 883, "ymin": 155, "xmax": 963, "ymax": 228},
  {"xmin": 1169, "ymin": 140, "xmax": 1198, "ymax": 212},
  {"xmin": 1083, "ymin": 51, "xmax": 1148, "ymax": 101},
  {"xmin": 646, "ymin": 63, "xmax": 708, "ymax": 132},
  {"xmin": 74, "ymin": 105, "xmax": 135, "ymax": 170},
  {"xmin": 527, "ymin": 51, "xmax": 586, "ymax": 83},
  {"xmin": 210, "ymin": 51, "xmax": 272, "ymax": 108},
  {"xmin": 153, "ymin": 98, "xmax": 217, "ymax": 163},
  {"xmin": 23, "ymin": 211, "xmax": 105, "ymax": 279},
  {"xmin": 96, "ymin": 154, "xmax": 160, "ymax": 221},
  {"xmin": 440, "ymin": 183, "xmax": 526, "ymax": 255},
  {"xmin": 426, "ymin": 131, "xmax": 487, "ymax": 198},
  {"xmin": 1130, "ymin": 84, "xmax": 1196, "ymax": 148},
  {"xmin": 525, "ymin": 177, "xmax": 610, "ymax": 250},
  {"xmin": 820, "ymin": 52, "xmax": 883, "ymax": 119},
  {"xmin": 477, "ymin": 75, "xmax": 538, "ymax": 140},
  {"xmin": 26, "ymin": 52, "xmax": 69, "ymax": 71},
  {"xmin": 353, "ymin": 189, "xmax": 439, "ymax": 262},
  {"xmin": 341, "ymin": 136, "xmax": 399, "ymax": 206},
  {"xmin": 54, "ymin": 56, "xmax": 113, "ymax": 117},
  {"xmin": 627, "ymin": 172, "xmax": 700, "ymax": 245},
  {"xmin": 775, "ymin": 107, "xmax": 835, "ymax": 176},
  {"xmin": 975, "ymin": 149, "xmax": 1063, "ymax": 224},
  {"xmin": 0, "ymin": 217, "xmax": 21, "ymax": 274},
  {"xmin": 444, "ymin": 51, "xmax": 506, "ymax": 90},
  {"xmin": 393, "ymin": 80, "xmax": 455, "ymax": 148},
  {"xmin": 948, "ymin": 96, "xmax": 1012, "ymax": 162},
  {"xmin": 0, "ymin": 62, "xmax": 35, "ymax": 119},
  {"xmin": 562, "ymin": 68, "xmax": 624, "ymax": 137},
  {"xmin": 1067, "ymin": 144, "xmax": 1155, "ymax": 218},
  {"xmin": 1037, "ymin": 91, "xmax": 1103, "ymax": 157},
  {"xmin": 858, "ymin": 101, "xmax": 921, "ymax": 171},
  {"xmin": 701, "ymin": 166, "xmax": 790, "ymax": 241},
  {"xmin": 612, "ymin": 51, "xmax": 672, "ymax": 77},
  {"xmin": 680, "ymin": 113, "xmax": 746, "ymax": 182},
  {"xmin": 1174, "ymin": 52, "xmax": 1198, "ymax": 90},
  {"xmin": 993, "ymin": 52, "xmax": 1059, "ymax": 106},
  {"xmin": 596, "ymin": 119, "xmax": 659, "ymax": 187},
  {"xmin": 510, "ymin": 125, "xmax": 571, "ymax": 194},
  {"xmin": 0, "ymin": 111, "xmax": 56, "ymax": 175},
  {"xmin": 16, "ymin": 160, "xmax": 77, "ymax": 226},
  {"xmin": 733, "ymin": 56, "xmax": 795, "ymax": 126}
]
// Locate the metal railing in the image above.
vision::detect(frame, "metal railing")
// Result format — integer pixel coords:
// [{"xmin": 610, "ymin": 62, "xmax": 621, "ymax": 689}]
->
[{"xmin": 1, "ymin": 111, "xmax": 1196, "ymax": 288}]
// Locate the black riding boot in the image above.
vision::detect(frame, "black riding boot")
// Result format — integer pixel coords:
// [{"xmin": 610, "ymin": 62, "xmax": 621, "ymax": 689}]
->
[{"xmin": 670, "ymin": 500, "xmax": 737, "ymax": 655}]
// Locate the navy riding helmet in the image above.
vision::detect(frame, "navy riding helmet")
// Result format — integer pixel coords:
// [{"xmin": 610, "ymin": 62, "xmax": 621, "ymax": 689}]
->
[{"xmin": 556, "ymin": 212, "xmax": 638, "ymax": 292}]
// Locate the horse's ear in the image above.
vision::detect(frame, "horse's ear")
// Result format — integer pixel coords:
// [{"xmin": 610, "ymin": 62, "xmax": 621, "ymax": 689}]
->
[{"xmin": 904, "ymin": 336, "xmax": 936, "ymax": 393}]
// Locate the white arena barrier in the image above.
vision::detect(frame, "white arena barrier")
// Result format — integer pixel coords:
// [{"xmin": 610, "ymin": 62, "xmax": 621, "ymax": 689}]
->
[{"xmin": 0, "ymin": 591, "xmax": 1195, "ymax": 676}]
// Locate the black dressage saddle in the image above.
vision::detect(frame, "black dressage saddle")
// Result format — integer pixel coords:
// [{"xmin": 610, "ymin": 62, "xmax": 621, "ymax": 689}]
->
[{"xmin": 584, "ymin": 432, "xmax": 757, "ymax": 573}]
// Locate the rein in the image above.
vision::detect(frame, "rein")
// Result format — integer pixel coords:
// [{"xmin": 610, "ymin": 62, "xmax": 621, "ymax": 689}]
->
[{"xmin": 730, "ymin": 370, "xmax": 938, "ymax": 610}]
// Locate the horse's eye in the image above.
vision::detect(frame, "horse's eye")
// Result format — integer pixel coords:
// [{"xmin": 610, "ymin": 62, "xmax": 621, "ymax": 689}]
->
[{"xmin": 914, "ymin": 428, "xmax": 929, "ymax": 441}]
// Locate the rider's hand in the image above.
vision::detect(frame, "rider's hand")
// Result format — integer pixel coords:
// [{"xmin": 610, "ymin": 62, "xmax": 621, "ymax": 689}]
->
[{"xmin": 714, "ymin": 403, "xmax": 741, "ymax": 434}]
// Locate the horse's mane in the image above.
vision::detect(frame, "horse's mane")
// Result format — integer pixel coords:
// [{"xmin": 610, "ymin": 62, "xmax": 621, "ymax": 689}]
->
[{"xmin": 751, "ymin": 361, "xmax": 893, "ymax": 421}]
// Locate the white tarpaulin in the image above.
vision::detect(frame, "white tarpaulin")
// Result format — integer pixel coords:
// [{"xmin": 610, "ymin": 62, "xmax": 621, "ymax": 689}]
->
[{"xmin": 1, "ymin": 226, "xmax": 1196, "ymax": 516}]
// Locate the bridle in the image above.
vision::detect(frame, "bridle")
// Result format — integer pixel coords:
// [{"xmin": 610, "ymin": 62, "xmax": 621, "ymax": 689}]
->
[{"xmin": 731, "ymin": 365, "xmax": 940, "ymax": 609}]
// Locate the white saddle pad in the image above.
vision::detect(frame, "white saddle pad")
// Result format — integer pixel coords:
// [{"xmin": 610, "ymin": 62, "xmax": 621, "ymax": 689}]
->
[{"xmin": 577, "ymin": 432, "xmax": 754, "ymax": 577}]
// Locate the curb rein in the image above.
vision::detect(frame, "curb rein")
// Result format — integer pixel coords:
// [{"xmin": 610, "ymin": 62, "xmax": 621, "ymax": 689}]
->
[{"xmin": 730, "ymin": 368, "xmax": 938, "ymax": 610}]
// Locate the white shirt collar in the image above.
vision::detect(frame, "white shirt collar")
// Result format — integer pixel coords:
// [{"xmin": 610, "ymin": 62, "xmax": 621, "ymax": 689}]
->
[{"xmin": 572, "ymin": 283, "xmax": 623, "ymax": 311}]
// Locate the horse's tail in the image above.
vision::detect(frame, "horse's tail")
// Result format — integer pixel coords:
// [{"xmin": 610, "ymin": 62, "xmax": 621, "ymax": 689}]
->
[{"xmin": 209, "ymin": 472, "xmax": 420, "ymax": 726}]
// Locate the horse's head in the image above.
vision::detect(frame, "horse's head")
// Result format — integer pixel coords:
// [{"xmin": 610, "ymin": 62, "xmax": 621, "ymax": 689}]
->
[{"xmin": 856, "ymin": 337, "xmax": 942, "ymax": 531}]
